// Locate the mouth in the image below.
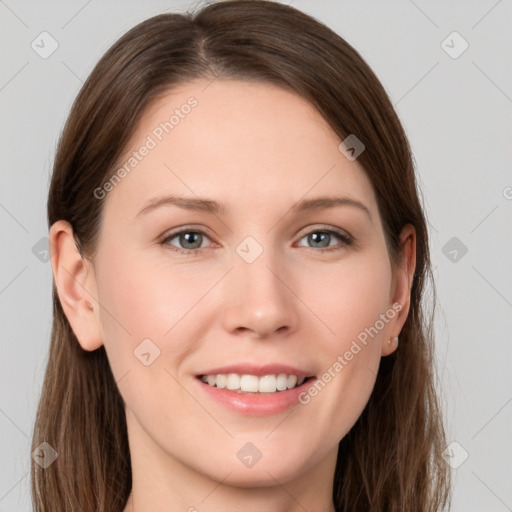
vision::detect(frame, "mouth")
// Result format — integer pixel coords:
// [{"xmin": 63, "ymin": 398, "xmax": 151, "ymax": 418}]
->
[
  {"xmin": 194, "ymin": 365, "xmax": 318, "ymax": 415},
  {"xmin": 196, "ymin": 373, "xmax": 315, "ymax": 394}
]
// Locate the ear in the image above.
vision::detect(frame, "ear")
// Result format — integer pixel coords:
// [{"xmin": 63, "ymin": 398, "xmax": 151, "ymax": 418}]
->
[
  {"xmin": 381, "ymin": 223, "xmax": 416, "ymax": 356},
  {"xmin": 49, "ymin": 220, "xmax": 103, "ymax": 351}
]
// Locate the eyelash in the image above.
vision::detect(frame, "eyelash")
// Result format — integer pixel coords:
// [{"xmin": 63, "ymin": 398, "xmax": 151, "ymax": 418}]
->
[{"xmin": 159, "ymin": 226, "xmax": 353, "ymax": 255}]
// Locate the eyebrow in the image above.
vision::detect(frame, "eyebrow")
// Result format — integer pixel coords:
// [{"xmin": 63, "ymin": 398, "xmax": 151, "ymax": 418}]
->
[{"xmin": 136, "ymin": 194, "xmax": 372, "ymax": 220}]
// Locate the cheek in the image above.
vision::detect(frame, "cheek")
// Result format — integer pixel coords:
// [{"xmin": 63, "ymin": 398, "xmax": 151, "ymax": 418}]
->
[
  {"xmin": 337, "ymin": 266, "xmax": 392, "ymax": 345},
  {"xmin": 93, "ymin": 248, "xmax": 209, "ymax": 378},
  {"xmin": 299, "ymin": 251, "xmax": 393, "ymax": 352},
  {"xmin": 296, "ymin": 252, "xmax": 392, "ymax": 428},
  {"xmin": 93, "ymin": 252, "xmax": 208, "ymax": 431}
]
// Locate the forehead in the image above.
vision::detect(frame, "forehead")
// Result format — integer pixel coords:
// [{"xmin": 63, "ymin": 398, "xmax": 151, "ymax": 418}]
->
[{"xmin": 102, "ymin": 79, "xmax": 379, "ymax": 222}]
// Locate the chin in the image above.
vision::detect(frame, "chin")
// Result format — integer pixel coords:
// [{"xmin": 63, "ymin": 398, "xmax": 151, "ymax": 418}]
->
[{"xmin": 194, "ymin": 446, "xmax": 312, "ymax": 488}]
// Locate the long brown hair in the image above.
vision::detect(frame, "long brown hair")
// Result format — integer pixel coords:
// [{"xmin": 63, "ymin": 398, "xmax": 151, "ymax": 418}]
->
[{"xmin": 32, "ymin": 1, "xmax": 451, "ymax": 510}]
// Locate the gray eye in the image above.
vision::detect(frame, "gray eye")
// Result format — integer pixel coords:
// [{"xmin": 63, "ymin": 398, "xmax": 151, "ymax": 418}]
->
[
  {"xmin": 298, "ymin": 230, "xmax": 345, "ymax": 249},
  {"xmin": 164, "ymin": 230, "xmax": 209, "ymax": 251}
]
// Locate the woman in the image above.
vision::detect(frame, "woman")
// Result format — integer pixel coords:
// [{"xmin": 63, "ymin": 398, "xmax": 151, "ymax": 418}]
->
[{"xmin": 31, "ymin": 1, "xmax": 451, "ymax": 510}]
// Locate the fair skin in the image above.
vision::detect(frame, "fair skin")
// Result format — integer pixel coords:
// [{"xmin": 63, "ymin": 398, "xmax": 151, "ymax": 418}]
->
[{"xmin": 50, "ymin": 80, "xmax": 415, "ymax": 512}]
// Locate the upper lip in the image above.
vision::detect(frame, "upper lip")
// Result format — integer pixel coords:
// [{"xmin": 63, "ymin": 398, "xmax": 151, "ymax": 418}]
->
[{"xmin": 196, "ymin": 363, "xmax": 315, "ymax": 379}]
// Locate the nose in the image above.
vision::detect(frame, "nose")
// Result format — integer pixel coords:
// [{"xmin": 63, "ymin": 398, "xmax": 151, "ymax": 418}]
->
[{"xmin": 221, "ymin": 248, "xmax": 299, "ymax": 339}]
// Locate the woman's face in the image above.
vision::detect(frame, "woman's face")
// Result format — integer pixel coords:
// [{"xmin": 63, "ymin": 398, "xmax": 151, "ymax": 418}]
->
[{"xmin": 54, "ymin": 79, "xmax": 414, "ymax": 491}]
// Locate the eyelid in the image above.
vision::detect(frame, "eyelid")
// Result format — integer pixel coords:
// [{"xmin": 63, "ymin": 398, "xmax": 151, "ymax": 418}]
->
[{"xmin": 296, "ymin": 224, "xmax": 352, "ymax": 240}]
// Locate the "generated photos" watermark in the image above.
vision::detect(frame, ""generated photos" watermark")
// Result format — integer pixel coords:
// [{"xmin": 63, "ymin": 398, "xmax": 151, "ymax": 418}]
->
[
  {"xmin": 93, "ymin": 96, "xmax": 198, "ymax": 200},
  {"xmin": 298, "ymin": 302, "xmax": 402, "ymax": 405}
]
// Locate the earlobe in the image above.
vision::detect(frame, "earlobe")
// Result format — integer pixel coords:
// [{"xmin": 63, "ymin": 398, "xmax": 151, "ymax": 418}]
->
[
  {"xmin": 49, "ymin": 220, "xmax": 103, "ymax": 351},
  {"xmin": 381, "ymin": 224, "xmax": 416, "ymax": 356}
]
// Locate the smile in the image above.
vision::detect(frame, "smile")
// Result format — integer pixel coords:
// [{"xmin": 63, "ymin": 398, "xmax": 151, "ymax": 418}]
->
[{"xmin": 198, "ymin": 373, "xmax": 311, "ymax": 393}]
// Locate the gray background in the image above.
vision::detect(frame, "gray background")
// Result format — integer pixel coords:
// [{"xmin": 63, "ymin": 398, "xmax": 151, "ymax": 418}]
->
[{"xmin": 1, "ymin": 1, "xmax": 511, "ymax": 510}]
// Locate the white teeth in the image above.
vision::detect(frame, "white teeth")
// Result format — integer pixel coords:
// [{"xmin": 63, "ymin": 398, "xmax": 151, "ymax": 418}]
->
[
  {"xmin": 259, "ymin": 375, "xmax": 277, "ymax": 393},
  {"xmin": 276, "ymin": 373, "xmax": 288, "ymax": 391},
  {"xmin": 287, "ymin": 375, "xmax": 298, "ymax": 388},
  {"xmin": 226, "ymin": 373, "xmax": 240, "ymax": 390},
  {"xmin": 199, "ymin": 373, "xmax": 308, "ymax": 393},
  {"xmin": 216, "ymin": 374, "xmax": 227, "ymax": 389},
  {"xmin": 240, "ymin": 374, "xmax": 259, "ymax": 392}
]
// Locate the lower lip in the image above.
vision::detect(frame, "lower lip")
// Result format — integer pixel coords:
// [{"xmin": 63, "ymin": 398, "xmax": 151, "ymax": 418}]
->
[{"xmin": 195, "ymin": 377, "xmax": 316, "ymax": 416}]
